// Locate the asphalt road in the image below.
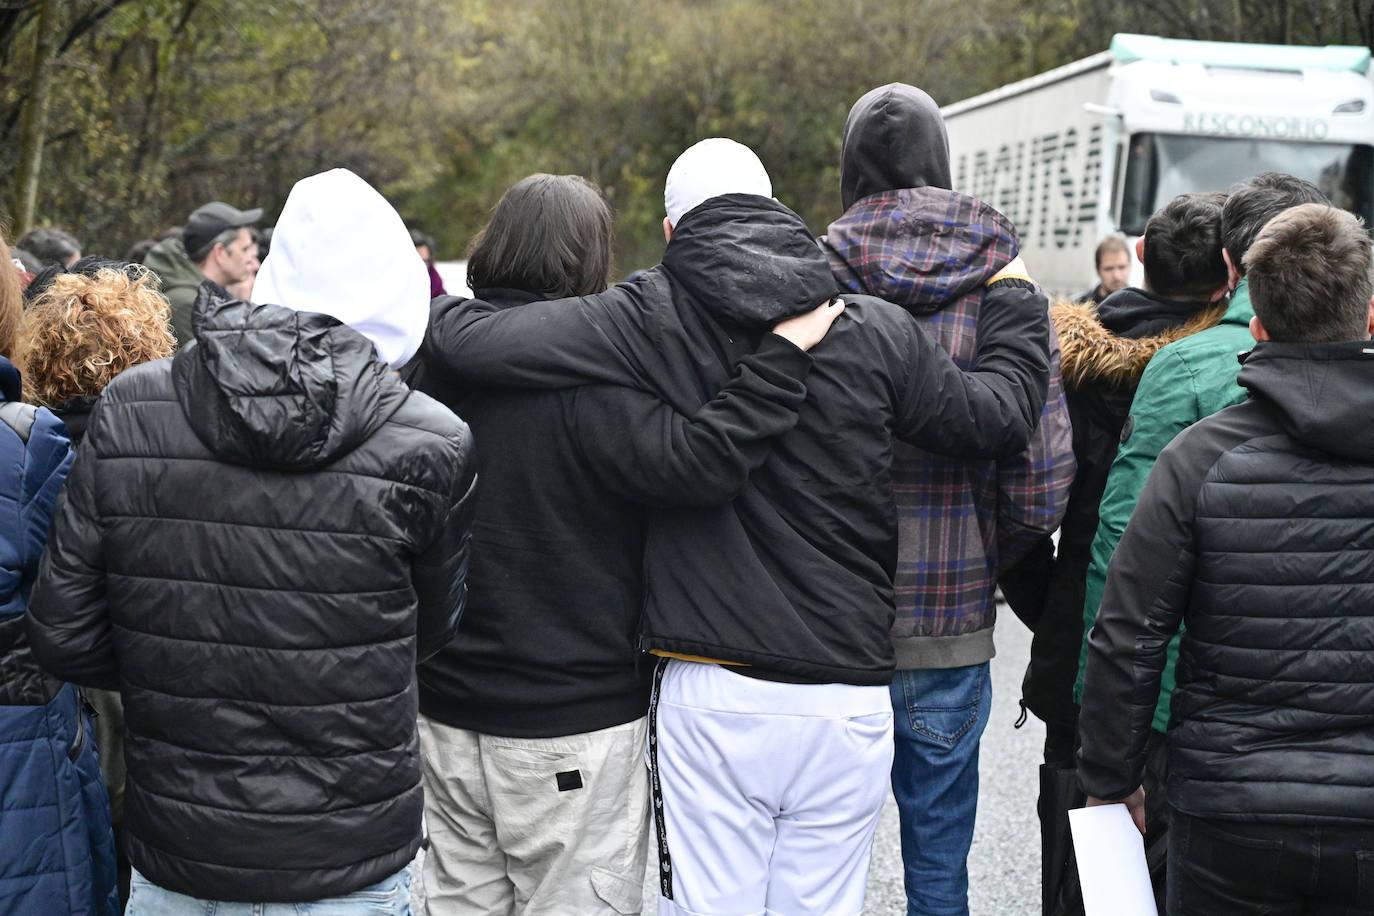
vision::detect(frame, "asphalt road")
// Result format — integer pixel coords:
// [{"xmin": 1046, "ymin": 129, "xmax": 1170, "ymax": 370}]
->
[{"xmin": 642, "ymin": 611, "xmax": 1044, "ymax": 915}]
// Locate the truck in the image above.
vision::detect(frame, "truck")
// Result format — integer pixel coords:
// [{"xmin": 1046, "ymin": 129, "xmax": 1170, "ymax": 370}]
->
[{"xmin": 941, "ymin": 33, "xmax": 1374, "ymax": 295}]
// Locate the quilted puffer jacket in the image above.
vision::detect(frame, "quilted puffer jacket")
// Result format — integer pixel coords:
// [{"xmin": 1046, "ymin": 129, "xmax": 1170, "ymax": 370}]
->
[
  {"xmin": 27, "ymin": 293, "xmax": 477, "ymax": 903},
  {"xmin": 1080, "ymin": 340, "xmax": 1374, "ymax": 826},
  {"xmin": 0, "ymin": 355, "xmax": 117, "ymax": 916}
]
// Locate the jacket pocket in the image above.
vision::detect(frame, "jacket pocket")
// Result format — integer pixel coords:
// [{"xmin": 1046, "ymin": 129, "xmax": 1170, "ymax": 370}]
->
[
  {"xmin": 67, "ymin": 692, "xmax": 92, "ymax": 762},
  {"xmin": 1179, "ymin": 815, "xmax": 1282, "ymax": 908}
]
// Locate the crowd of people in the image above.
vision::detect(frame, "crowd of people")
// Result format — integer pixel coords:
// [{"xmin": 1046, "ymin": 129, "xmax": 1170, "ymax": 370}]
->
[{"xmin": 1, "ymin": 79, "xmax": 1372, "ymax": 916}]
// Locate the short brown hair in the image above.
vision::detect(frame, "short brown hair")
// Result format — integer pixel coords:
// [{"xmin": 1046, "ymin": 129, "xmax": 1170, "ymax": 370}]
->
[
  {"xmin": 467, "ymin": 174, "xmax": 613, "ymax": 299},
  {"xmin": 18, "ymin": 267, "xmax": 176, "ymax": 406},
  {"xmin": 1094, "ymin": 234, "xmax": 1130, "ymax": 270},
  {"xmin": 1245, "ymin": 204, "xmax": 1372, "ymax": 343}
]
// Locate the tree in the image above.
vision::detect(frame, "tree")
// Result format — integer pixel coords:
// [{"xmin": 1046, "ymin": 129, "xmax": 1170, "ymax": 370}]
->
[{"xmin": 11, "ymin": 0, "xmax": 57, "ymax": 237}]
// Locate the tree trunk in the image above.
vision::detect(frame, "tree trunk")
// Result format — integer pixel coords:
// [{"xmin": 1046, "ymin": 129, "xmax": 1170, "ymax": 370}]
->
[{"xmin": 13, "ymin": 0, "xmax": 60, "ymax": 238}]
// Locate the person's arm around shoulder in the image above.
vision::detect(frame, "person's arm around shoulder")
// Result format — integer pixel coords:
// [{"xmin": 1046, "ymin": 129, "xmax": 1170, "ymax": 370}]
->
[
  {"xmin": 424, "ymin": 283, "xmax": 657, "ymax": 391},
  {"xmin": 568, "ymin": 301, "xmax": 843, "ymax": 508},
  {"xmin": 26, "ymin": 406, "xmax": 114, "ymax": 688},
  {"xmin": 410, "ymin": 421, "xmax": 479, "ymax": 662},
  {"xmin": 893, "ymin": 257, "xmax": 1052, "ymax": 458},
  {"xmin": 1077, "ymin": 429, "xmax": 1204, "ymax": 833}
]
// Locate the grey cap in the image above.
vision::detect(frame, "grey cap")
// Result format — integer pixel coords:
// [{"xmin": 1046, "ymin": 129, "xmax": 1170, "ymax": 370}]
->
[{"xmin": 183, "ymin": 201, "xmax": 263, "ymax": 256}]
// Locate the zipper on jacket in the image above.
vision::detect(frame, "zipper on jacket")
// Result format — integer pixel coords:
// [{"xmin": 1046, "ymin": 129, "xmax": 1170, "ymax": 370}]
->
[
  {"xmin": 67, "ymin": 690, "xmax": 95, "ymax": 762},
  {"xmin": 1014, "ymin": 699, "xmax": 1029, "ymax": 730}
]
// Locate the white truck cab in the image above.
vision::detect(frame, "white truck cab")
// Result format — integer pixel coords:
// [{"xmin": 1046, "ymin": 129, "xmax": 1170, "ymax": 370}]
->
[{"xmin": 942, "ymin": 33, "xmax": 1374, "ymax": 295}]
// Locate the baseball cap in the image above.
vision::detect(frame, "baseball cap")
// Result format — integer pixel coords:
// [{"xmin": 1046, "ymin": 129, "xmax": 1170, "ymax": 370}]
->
[
  {"xmin": 664, "ymin": 138, "xmax": 772, "ymax": 228},
  {"xmin": 183, "ymin": 201, "xmax": 263, "ymax": 257}
]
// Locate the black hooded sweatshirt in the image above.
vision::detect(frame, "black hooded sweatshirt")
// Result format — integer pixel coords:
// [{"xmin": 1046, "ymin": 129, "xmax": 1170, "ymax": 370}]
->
[
  {"xmin": 1079, "ymin": 340, "xmax": 1374, "ymax": 824},
  {"xmin": 422, "ymin": 195, "xmax": 1049, "ymax": 685},
  {"xmin": 27, "ymin": 291, "xmax": 478, "ymax": 902},
  {"xmin": 839, "ymin": 83, "xmax": 953, "ymax": 207}
]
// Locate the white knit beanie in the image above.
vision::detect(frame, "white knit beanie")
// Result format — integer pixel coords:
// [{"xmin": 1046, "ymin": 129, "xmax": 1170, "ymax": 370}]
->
[{"xmin": 664, "ymin": 138, "xmax": 773, "ymax": 228}]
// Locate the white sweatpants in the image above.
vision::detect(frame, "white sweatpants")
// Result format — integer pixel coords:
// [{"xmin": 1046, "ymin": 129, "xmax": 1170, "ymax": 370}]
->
[{"xmin": 649, "ymin": 660, "xmax": 894, "ymax": 916}]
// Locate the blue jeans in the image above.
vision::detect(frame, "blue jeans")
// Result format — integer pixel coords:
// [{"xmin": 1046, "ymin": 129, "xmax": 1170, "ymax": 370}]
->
[
  {"xmin": 125, "ymin": 864, "xmax": 412, "ymax": 915},
  {"xmin": 889, "ymin": 662, "xmax": 992, "ymax": 916}
]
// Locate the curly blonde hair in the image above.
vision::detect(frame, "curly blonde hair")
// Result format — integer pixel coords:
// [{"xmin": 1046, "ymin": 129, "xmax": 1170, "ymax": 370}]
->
[{"xmin": 18, "ymin": 267, "xmax": 175, "ymax": 407}]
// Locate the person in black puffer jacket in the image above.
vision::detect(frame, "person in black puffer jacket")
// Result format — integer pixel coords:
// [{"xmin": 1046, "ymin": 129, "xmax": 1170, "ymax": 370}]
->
[
  {"xmin": 26, "ymin": 169, "xmax": 477, "ymax": 909},
  {"xmin": 1079, "ymin": 204, "xmax": 1374, "ymax": 914}
]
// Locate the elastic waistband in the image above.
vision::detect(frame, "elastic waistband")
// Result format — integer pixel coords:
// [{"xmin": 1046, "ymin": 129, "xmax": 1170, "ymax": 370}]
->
[
  {"xmin": 892, "ymin": 628, "xmax": 996, "ymax": 670},
  {"xmin": 658, "ymin": 659, "xmax": 891, "ymax": 718}
]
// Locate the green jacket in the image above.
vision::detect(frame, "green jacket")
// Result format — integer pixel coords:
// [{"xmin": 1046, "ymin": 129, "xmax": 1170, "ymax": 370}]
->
[
  {"xmin": 1076, "ymin": 280, "xmax": 1255, "ymax": 732},
  {"xmin": 143, "ymin": 237, "xmax": 204, "ymax": 348}
]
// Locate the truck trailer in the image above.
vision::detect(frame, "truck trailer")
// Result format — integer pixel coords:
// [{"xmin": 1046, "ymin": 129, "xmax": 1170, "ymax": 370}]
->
[{"xmin": 942, "ymin": 33, "xmax": 1374, "ymax": 294}]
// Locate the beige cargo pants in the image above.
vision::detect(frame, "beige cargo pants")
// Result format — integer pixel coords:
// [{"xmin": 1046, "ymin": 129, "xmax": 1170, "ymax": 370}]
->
[{"xmin": 419, "ymin": 715, "xmax": 650, "ymax": 915}]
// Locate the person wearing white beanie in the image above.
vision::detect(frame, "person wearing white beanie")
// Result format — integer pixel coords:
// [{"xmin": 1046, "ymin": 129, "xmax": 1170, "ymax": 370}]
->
[
  {"xmin": 663, "ymin": 137, "xmax": 773, "ymax": 231},
  {"xmin": 254, "ymin": 168, "xmax": 430, "ymax": 366}
]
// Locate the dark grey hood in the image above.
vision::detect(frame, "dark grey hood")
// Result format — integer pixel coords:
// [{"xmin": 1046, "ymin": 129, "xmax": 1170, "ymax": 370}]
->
[
  {"xmin": 840, "ymin": 83, "xmax": 952, "ymax": 209},
  {"xmin": 1240, "ymin": 340, "xmax": 1374, "ymax": 461}
]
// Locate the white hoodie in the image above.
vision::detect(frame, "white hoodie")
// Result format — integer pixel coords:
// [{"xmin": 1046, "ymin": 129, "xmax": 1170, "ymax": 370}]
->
[{"xmin": 254, "ymin": 168, "xmax": 429, "ymax": 366}]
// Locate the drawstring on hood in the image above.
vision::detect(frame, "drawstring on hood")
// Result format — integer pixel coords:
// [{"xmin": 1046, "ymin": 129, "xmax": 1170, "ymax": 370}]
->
[
  {"xmin": 253, "ymin": 168, "xmax": 429, "ymax": 367},
  {"xmin": 840, "ymin": 83, "xmax": 952, "ymax": 209}
]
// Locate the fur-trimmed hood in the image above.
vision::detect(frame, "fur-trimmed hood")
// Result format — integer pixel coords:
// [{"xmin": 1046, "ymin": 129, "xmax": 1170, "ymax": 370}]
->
[{"xmin": 1052, "ymin": 298, "xmax": 1226, "ymax": 389}]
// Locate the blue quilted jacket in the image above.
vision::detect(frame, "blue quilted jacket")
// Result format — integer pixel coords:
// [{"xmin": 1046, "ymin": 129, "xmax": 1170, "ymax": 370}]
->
[{"xmin": 0, "ymin": 355, "xmax": 117, "ymax": 916}]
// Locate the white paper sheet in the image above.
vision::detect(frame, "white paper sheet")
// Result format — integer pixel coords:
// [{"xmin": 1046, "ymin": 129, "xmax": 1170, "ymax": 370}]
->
[{"xmin": 1068, "ymin": 803, "xmax": 1159, "ymax": 916}]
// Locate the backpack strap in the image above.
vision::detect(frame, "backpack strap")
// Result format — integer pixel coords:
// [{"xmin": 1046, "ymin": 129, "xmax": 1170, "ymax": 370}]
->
[{"xmin": 0, "ymin": 401, "xmax": 38, "ymax": 444}]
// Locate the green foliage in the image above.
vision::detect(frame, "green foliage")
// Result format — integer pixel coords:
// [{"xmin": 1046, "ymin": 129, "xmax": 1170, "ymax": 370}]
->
[{"xmin": 4, "ymin": 0, "xmax": 1374, "ymax": 269}]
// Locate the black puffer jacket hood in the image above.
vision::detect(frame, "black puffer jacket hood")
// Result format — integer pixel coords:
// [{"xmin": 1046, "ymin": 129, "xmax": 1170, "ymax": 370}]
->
[
  {"xmin": 1240, "ymin": 340, "xmax": 1374, "ymax": 462},
  {"xmin": 841, "ymin": 83, "xmax": 952, "ymax": 209},
  {"xmin": 662, "ymin": 194, "xmax": 838, "ymax": 326},
  {"xmin": 174, "ymin": 288, "xmax": 407, "ymax": 470}
]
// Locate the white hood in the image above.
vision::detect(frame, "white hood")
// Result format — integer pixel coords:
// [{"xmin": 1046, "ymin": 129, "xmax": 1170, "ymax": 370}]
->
[{"xmin": 254, "ymin": 168, "xmax": 429, "ymax": 366}]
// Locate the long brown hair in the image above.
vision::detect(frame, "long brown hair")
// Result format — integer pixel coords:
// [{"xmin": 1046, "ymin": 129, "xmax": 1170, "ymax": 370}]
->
[
  {"xmin": 467, "ymin": 174, "xmax": 614, "ymax": 299},
  {"xmin": 0, "ymin": 231, "xmax": 24, "ymax": 359}
]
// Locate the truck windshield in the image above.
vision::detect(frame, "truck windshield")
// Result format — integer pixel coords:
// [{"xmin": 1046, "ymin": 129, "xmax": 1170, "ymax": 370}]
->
[{"xmin": 1120, "ymin": 133, "xmax": 1374, "ymax": 234}]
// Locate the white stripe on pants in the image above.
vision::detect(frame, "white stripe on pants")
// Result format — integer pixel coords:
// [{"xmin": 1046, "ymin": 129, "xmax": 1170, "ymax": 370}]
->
[{"xmin": 649, "ymin": 660, "xmax": 893, "ymax": 916}]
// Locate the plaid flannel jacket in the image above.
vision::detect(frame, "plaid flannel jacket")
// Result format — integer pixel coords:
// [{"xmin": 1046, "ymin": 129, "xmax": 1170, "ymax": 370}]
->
[{"xmin": 824, "ymin": 187, "xmax": 1074, "ymax": 668}]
